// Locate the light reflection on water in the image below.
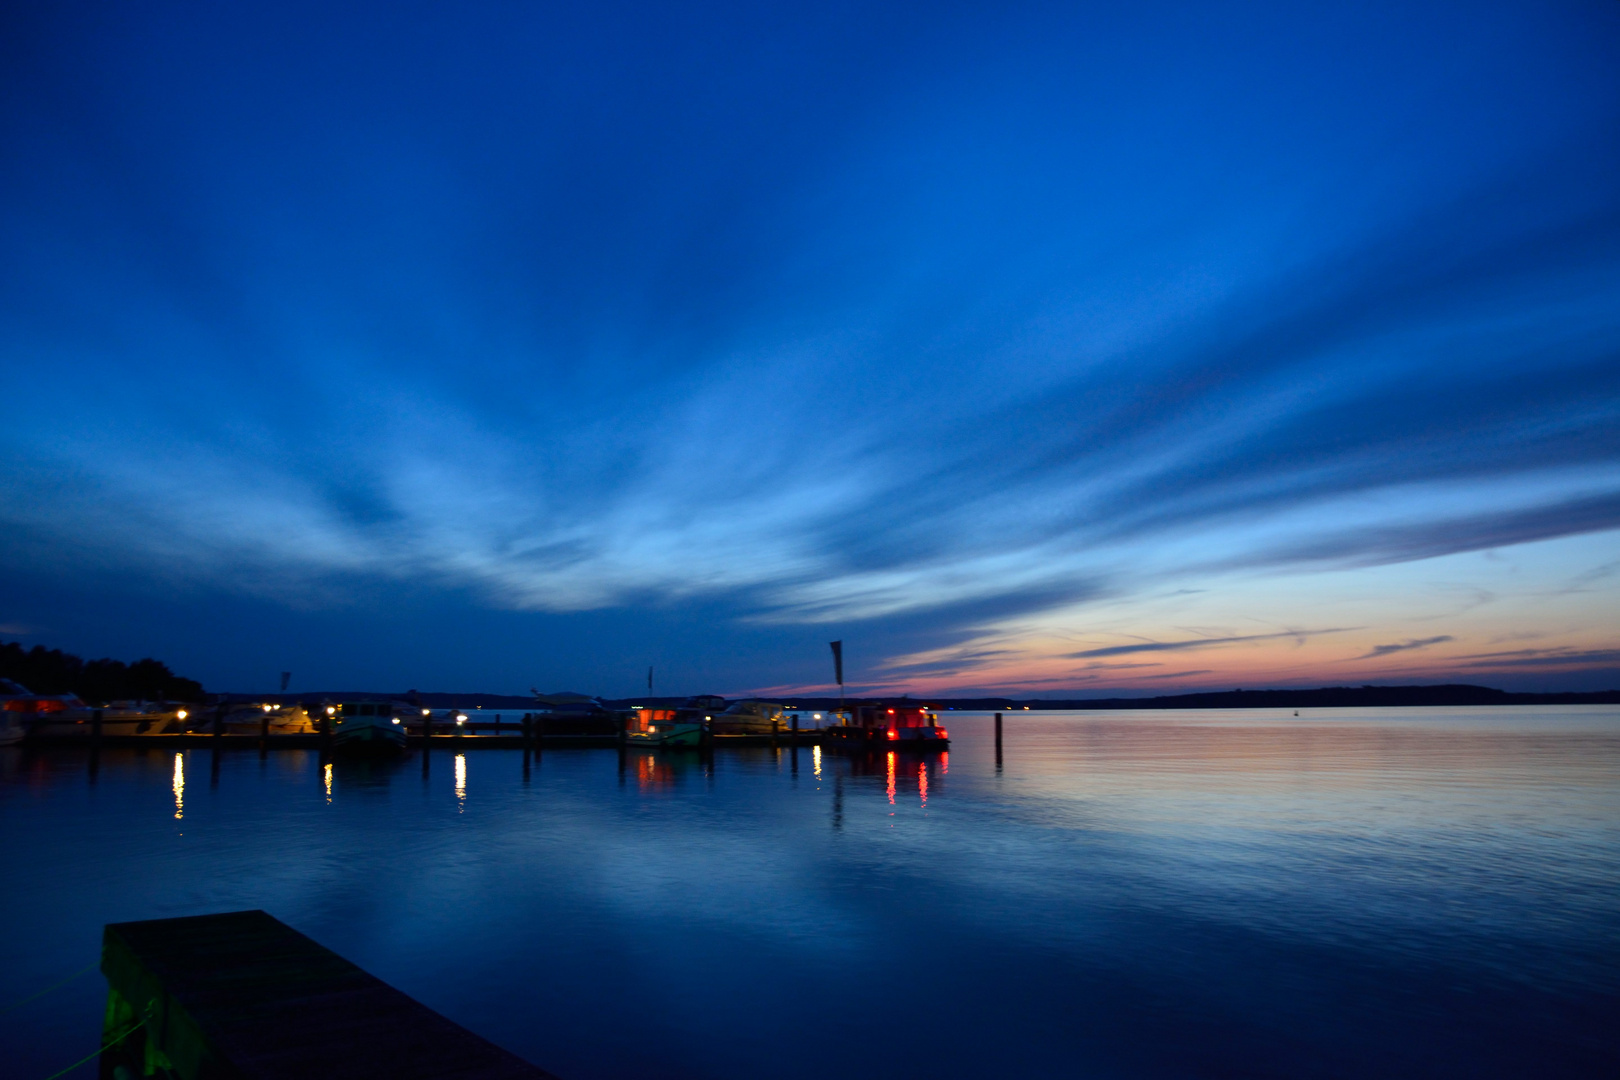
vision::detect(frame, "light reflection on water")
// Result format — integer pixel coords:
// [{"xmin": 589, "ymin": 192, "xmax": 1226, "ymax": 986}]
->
[
  {"xmin": 0, "ymin": 707, "xmax": 1617, "ymax": 1080},
  {"xmin": 171, "ymin": 752, "xmax": 183, "ymax": 820}
]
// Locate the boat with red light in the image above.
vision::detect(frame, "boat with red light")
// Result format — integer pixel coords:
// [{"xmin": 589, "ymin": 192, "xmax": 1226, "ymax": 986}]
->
[{"xmin": 821, "ymin": 702, "xmax": 949, "ymax": 749}]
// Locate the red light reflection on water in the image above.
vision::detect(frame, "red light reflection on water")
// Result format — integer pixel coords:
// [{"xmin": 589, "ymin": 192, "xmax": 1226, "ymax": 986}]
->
[
  {"xmin": 886, "ymin": 751, "xmax": 896, "ymax": 804},
  {"xmin": 636, "ymin": 753, "xmax": 675, "ymax": 791},
  {"xmin": 918, "ymin": 761, "xmax": 928, "ymax": 808},
  {"xmin": 940, "ymin": 751, "xmax": 948, "ymax": 775}
]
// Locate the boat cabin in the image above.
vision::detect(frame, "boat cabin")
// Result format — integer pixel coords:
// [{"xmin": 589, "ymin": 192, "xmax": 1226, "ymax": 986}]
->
[
  {"xmin": 849, "ymin": 703, "xmax": 939, "ymax": 731},
  {"xmin": 326, "ymin": 700, "xmax": 399, "ymax": 725},
  {"xmin": 627, "ymin": 707, "xmax": 678, "ymax": 733}
]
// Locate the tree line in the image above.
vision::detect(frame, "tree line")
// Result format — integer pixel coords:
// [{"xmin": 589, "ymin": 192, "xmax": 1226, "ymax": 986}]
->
[{"xmin": 0, "ymin": 641, "xmax": 204, "ymax": 704}]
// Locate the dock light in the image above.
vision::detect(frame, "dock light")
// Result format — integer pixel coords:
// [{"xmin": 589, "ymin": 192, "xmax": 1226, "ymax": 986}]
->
[
  {"xmin": 176, "ymin": 709, "xmax": 188, "ymax": 720},
  {"xmin": 455, "ymin": 714, "xmax": 467, "ymax": 724},
  {"xmin": 326, "ymin": 706, "xmax": 336, "ymax": 716},
  {"xmin": 421, "ymin": 708, "xmax": 431, "ymax": 716},
  {"xmin": 813, "ymin": 713, "xmax": 821, "ymax": 720},
  {"xmin": 263, "ymin": 704, "xmax": 274, "ymax": 713},
  {"xmin": 392, "ymin": 717, "xmax": 400, "ymax": 724}
]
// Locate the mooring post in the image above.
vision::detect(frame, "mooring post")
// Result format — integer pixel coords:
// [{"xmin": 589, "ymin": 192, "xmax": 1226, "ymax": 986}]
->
[
  {"xmin": 212, "ymin": 702, "xmax": 225, "ymax": 739},
  {"xmin": 259, "ymin": 710, "xmax": 271, "ymax": 746},
  {"xmin": 91, "ymin": 707, "xmax": 103, "ymax": 749},
  {"xmin": 994, "ymin": 711, "xmax": 1003, "ymax": 770},
  {"xmin": 521, "ymin": 713, "xmax": 532, "ymax": 751},
  {"xmin": 319, "ymin": 713, "xmax": 332, "ymax": 751},
  {"xmin": 792, "ymin": 713, "xmax": 799, "ymax": 742}
]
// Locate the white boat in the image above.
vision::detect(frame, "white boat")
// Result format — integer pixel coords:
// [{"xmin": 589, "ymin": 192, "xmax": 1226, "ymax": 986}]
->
[
  {"xmin": 1, "ymin": 679, "xmax": 195, "ymax": 739},
  {"xmin": 24, "ymin": 700, "xmax": 192, "ymax": 739},
  {"xmin": 708, "ymin": 700, "xmax": 786, "ymax": 736},
  {"xmin": 325, "ymin": 699, "xmax": 408, "ymax": 754},
  {"xmin": 216, "ymin": 702, "xmax": 317, "ymax": 735}
]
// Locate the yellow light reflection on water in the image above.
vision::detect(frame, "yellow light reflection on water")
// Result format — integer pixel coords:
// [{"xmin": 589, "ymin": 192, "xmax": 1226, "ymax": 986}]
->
[
  {"xmin": 172, "ymin": 753, "xmax": 184, "ymax": 819},
  {"xmin": 454, "ymin": 753, "xmax": 467, "ymax": 811},
  {"xmin": 886, "ymin": 751, "xmax": 896, "ymax": 805},
  {"xmin": 324, "ymin": 762, "xmax": 332, "ymax": 803},
  {"xmin": 812, "ymin": 744, "xmax": 822, "ymax": 778}
]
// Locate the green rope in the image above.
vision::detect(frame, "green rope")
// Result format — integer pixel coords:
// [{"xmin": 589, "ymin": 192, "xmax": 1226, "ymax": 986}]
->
[
  {"xmin": 39, "ymin": 1016, "xmax": 144, "ymax": 1080},
  {"xmin": 0, "ymin": 961, "xmax": 99, "ymax": 1016}
]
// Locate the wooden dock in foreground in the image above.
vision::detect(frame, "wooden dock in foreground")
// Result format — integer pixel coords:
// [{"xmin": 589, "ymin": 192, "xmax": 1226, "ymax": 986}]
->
[{"xmin": 101, "ymin": 910, "xmax": 559, "ymax": 1080}]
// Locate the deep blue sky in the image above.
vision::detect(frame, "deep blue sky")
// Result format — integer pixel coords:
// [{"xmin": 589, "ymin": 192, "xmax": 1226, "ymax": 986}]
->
[{"xmin": 2, "ymin": 0, "xmax": 1618, "ymax": 697}]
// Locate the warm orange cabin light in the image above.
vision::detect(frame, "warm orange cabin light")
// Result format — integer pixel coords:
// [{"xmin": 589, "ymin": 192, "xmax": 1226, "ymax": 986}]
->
[{"xmin": 936, "ymin": 728, "xmax": 948, "ymax": 739}]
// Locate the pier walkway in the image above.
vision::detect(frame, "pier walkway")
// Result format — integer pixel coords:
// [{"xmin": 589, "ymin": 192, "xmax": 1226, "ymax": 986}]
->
[{"xmin": 101, "ymin": 910, "xmax": 559, "ymax": 1079}]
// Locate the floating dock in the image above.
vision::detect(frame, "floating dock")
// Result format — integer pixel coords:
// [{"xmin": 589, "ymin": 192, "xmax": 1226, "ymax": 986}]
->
[{"xmin": 101, "ymin": 910, "xmax": 559, "ymax": 1079}]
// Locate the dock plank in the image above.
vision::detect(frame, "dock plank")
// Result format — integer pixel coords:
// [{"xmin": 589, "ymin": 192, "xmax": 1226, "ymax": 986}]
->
[{"xmin": 103, "ymin": 910, "xmax": 558, "ymax": 1080}]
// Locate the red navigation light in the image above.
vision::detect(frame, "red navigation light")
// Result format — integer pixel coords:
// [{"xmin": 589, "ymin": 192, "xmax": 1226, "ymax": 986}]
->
[
  {"xmin": 936, "ymin": 729, "xmax": 948, "ymax": 738},
  {"xmin": 887, "ymin": 728, "xmax": 899, "ymax": 740},
  {"xmin": 887, "ymin": 709, "xmax": 895, "ymax": 714}
]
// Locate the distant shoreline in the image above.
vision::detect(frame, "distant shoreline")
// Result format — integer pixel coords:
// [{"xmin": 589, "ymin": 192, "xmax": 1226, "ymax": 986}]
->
[{"xmin": 214, "ymin": 684, "xmax": 1620, "ymax": 710}]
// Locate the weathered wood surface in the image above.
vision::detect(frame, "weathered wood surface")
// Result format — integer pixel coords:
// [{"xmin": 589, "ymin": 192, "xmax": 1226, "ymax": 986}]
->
[{"xmin": 102, "ymin": 910, "xmax": 559, "ymax": 1080}]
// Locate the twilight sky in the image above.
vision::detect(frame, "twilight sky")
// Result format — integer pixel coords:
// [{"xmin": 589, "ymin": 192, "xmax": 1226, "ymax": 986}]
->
[{"xmin": 2, "ymin": 0, "xmax": 1618, "ymax": 697}]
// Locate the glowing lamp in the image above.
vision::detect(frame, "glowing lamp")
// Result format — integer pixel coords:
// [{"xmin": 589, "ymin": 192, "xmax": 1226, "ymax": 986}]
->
[
  {"xmin": 391, "ymin": 717, "xmax": 400, "ymax": 725},
  {"xmin": 887, "ymin": 728, "xmax": 898, "ymax": 740},
  {"xmin": 176, "ymin": 709, "xmax": 188, "ymax": 720}
]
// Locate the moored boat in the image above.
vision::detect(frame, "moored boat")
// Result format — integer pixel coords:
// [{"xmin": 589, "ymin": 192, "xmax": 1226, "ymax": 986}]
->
[
  {"xmin": 822, "ymin": 702, "xmax": 949, "ymax": 749},
  {"xmin": 324, "ymin": 699, "xmax": 408, "ymax": 755},
  {"xmin": 4, "ymin": 681, "xmax": 195, "ymax": 739},
  {"xmin": 623, "ymin": 706, "xmax": 705, "ymax": 747},
  {"xmin": 708, "ymin": 700, "xmax": 786, "ymax": 736}
]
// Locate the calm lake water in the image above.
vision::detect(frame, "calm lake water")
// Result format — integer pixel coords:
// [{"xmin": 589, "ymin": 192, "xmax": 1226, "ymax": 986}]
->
[{"xmin": 2, "ymin": 707, "xmax": 1617, "ymax": 1079}]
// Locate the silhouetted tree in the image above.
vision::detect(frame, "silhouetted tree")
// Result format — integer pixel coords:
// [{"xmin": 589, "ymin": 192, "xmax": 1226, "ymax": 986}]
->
[{"xmin": 0, "ymin": 642, "xmax": 203, "ymax": 703}]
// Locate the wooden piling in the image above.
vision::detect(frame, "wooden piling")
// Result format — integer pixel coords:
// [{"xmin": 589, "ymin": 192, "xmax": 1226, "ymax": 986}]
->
[
  {"xmin": 994, "ymin": 711, "xmax": 1003, "ymax": 770},
  {"xmin": 91, "ymin": 707, "xmax": 103, "ymax": 749}
]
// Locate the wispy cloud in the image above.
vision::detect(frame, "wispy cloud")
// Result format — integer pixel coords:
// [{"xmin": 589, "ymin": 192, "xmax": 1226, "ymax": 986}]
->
[
  {"xmin": 1459, "ymin": 647, "xmax": 1620, "ymax": 669},
  {"xmin": 1065, "ymin": 628, "xmax": 1351, "ymax": 659},
  {"xmin": 1356, "ymin": 635, "xmax": 1454, "ymax": 659}
]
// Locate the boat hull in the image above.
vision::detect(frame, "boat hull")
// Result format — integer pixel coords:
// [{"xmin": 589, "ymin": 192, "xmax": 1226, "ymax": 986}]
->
[
  {"xmin": 625, "ymin": 723, "xmax": 704, "ymax": 748},
  {"xmin": 822, "ymin": 726, "xmax": 949, "ymax": 750},
  {"xmin": 331, "ymin": 721, "xmax": 408, "ymax": 755}
]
